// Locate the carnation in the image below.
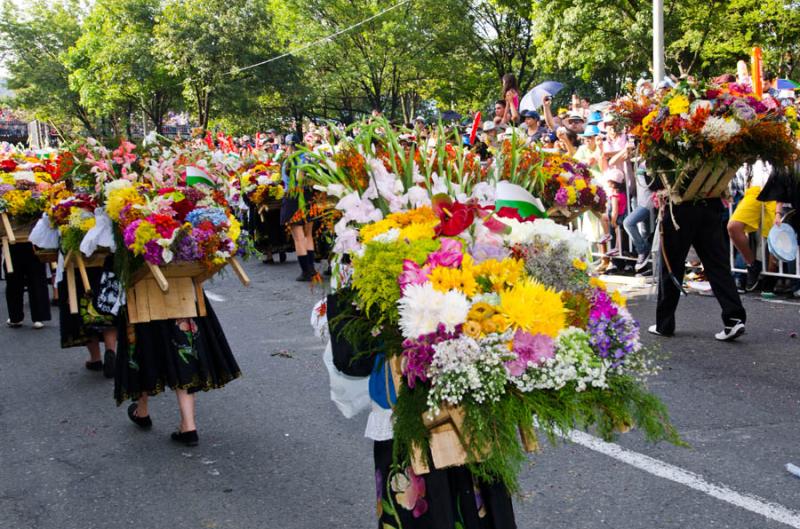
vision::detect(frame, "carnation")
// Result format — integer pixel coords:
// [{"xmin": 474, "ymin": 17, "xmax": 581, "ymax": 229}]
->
[{"xmin": 701, "ymin": 116, "xmax": 741, "ymax": 143}]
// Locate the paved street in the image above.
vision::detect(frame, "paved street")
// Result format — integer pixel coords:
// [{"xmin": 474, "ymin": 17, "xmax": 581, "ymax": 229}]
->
[{"xmin": 2, "ymin": 260, "xmax": 800, "ymax": 529}]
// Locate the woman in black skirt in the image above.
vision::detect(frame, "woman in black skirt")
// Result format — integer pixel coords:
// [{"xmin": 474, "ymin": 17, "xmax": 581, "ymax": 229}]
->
[
  {"xmin": 4, "ymin": 242, "xmax": 51, "ymax": 328},
  {"xmin": 116, "ymin": 298, "xmax": 241, "ymax": 447},
  {"xmin": 58, "ymin": 257, "xmax": 119, "ymax": 378},
  {"xmin": 280, "ymin": 134, "xmax": 318, "ymax": 281}
]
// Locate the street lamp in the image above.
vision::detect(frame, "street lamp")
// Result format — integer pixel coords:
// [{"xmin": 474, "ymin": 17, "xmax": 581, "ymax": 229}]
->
[{"xmin": 653, "ymin": 0, "xmax": 664, "ymax": 83}]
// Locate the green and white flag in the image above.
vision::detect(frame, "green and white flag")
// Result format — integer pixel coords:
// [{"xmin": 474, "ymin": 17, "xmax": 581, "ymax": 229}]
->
[
  {"xmin": 185, "ymin": 165, "xmax": 216, "ymax": 188},
  {"xmin": 494, "ymin": 181, "xmax": 547, "ymax": 219}
]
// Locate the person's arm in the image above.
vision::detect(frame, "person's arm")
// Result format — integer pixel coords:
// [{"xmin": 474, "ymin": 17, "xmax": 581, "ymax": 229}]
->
[
  {"xmin": 598, "ymin": 140, "xmax": 609, "ymax": 171},
  {"xmin": 542, "ymin": 96, "xmax": 555, "ymax": 130},
  {"xmin": 506, "ymin": 90, "xmax": 520, "ymax": 123},
  {"xmin": 557, "ymin": 128, "xmax": 577, "ymax": 156},
  {"xmin": 775, "ymin": 202, "xmax": 784, "ymax": 225},
  {"xmin": 611, "ymin": 196, "xmax": 619, "ymax": 225}
]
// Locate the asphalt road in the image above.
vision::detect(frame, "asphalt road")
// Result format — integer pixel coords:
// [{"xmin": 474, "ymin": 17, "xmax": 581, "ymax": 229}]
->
[{"xmin": 1, "ymin": 260, "xmax": 799, "ymax": 529}]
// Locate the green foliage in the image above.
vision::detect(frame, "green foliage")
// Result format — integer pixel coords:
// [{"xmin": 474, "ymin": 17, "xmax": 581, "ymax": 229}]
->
[
  {"xmin": 390, "ymin": 372, "xmax": 686, "ymax": 493},
  {"xmin": 351, "ymin": 238, "xmax": 440, "ymax": 326}
]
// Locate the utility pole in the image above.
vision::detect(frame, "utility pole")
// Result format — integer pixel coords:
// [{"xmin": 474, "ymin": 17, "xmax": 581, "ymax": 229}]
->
[{"xmin": 653, "ymin": 0, "xmax": 665, "ymax": 83}]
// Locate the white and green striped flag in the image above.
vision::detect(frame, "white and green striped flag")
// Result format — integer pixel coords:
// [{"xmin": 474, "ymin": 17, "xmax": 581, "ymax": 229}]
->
[
  {"xmin": 495, "ymin": 181, "xmax": 547, "ymax": 219},
  {"xmin": 185, "ymin": 165, "xmax": 216, "ymax": 188}
]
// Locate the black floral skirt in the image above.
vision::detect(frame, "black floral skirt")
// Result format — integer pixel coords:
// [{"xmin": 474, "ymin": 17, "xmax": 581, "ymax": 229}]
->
[
  {"xmin": 57, "ymin": 264, "xmax": 119, "ymax": 349},
  {"xmin": 114, "ymin": 298, "xmax": 242, "ymax": 405},
  {"xmin": 374, "ymin": 440, "xmax": 517, "ymax": 529}
]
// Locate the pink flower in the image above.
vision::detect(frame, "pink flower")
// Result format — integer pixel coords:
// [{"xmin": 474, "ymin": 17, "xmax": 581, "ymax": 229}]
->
[
  {"xmin": 506, "ymin": 330, "xmax": 555, "ymax": 376},
  {"xmin": 392, "ymin": 467, "xmax": 428, "ymax": 518},
  {"xmin": 426, "ymin": 238, "xmax": 463, "ymax": 268},
  {"xmin": 399, "ymin": 260, "xmax": 430, "ymax": 293}
]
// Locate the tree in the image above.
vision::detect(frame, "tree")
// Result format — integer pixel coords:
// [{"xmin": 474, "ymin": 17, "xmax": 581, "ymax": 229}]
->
[
  {"xmin": 154, "ymin": 0, "xmax": 281, "ymax": 131},
  {"xmin": 66, "ymin": 0, "xmax": 182, "ymax": 135},
  {"xmin": 0, "ymin": 0, "xmax": 95, "ymax": 134}
]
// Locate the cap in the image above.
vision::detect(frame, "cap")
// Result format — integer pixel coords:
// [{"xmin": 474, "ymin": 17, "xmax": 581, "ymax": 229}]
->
[
  {"xmin": 541, "ymin": 132, "xmax": 558, "ymax": 143},
  {"xmin": 482, "ymin": 121, "xmax": 497, "ymax": 132},
  {"xmin": 567, "ymin": 112, "xmax": 585, "ymax": 122},
  {"xmin": 414, "ymin": 116, "xmax": 426, "ymax": 123},
  {"xmin": 522, "ymin": 110, "xmax": 541, "ymax": 120}
]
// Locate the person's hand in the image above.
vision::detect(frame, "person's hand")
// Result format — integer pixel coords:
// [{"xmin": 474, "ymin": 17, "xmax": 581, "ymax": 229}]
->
[
  {"xmin": 505, "ymin": 91, "xmax": 515, "ymax": 105},
  {"xmin": 652, "ymin": 195, "xmax": 661, "ymax": 209},
  {"xmin": 556, "ymin": 127, "xmax": 568, "ymax": 141},
  {"xmin": 775, "ymin": 211, "xmax": 783, "ymax": 226},
  {"xmin": 543, "ymin": 96, "xmax": 552, "ymax": 108}
]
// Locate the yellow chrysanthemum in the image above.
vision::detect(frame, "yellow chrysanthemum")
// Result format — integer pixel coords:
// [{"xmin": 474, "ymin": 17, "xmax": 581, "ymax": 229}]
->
[
  {"xmin": 473, "ymin": 258, "xmax": 525, "ymax": 292},
  {"xmin": 641, "ymin": 110, "xmax": 658, "ymax": 130},
  {"xmin": 228, "ymin": 215, "xmax": 241, "ymax": 243},
  {"xmin": 482, "ymin": 313, "xmax": 510, "ymax": 334},
  {"xmin": 132, "ymin": 221, "xmax": 158, "ymax": 255},
  {"xmin": 566, "ymin": 186, "xmax": 577, "ymax": 205},
  {"xmin": 360, "ymin": 218, "xmax": 400, "ymax": 242},
  {"xmin": 429, "ymin": 265, "xmax": 478, "ymax": 297},
  {"xmin": 575, "ymin": 179, "xmax": 587, "ymax": 191},
  {"xmin": 668, "ymin": 95, "xmax": 690, "ymax": 116},
  {"xmin": 106, "ymin": 187, "xmax": 144, "ymax": 222},
  {"xmin": 468, "ymin": 302, "xmax": 496, "ymax": 321},
  {"xmin": 463, "ymin": 320, "xmax": 483, "ymax": 338},
  {"xmin": 499, "ymin": 279, "xmax": 567, "ymax": 337},
  {"xmin": 589, "ymin": 277, "xmax": 607, "ymax": 290},
  {"xmin": 398, "ymin": 221, "xmax": 437, "ymax": 242},
  {"xmin": 611, "ymin": 290, "xmax": 627, "ymax": 307},
  {"xmin": 572, "ymin": 258, "xmax": 588, "ymax": 271},
  {"xmin": 385, "ymin": 206, "xmax": 437, "ymax": 227}
]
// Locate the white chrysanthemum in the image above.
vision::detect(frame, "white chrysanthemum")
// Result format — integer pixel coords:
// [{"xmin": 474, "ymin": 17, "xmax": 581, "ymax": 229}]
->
[
  {"xmin": 398, "ymin": 282, "xmax": 445, "ymax": 338},
  {"xmin": 439, "ymin": 290, "xmax": 471, "ymax": 331},
  {"xmin": 104, "ymin": 178, "xmax": 133, "ymax": 197},
  {"xmin": 701, "ymin": 116, "xmax": 741, "ymax": 143},
  {"xmin": 371, "ymin": 228, "xmax": 400, "ymax": 244}
]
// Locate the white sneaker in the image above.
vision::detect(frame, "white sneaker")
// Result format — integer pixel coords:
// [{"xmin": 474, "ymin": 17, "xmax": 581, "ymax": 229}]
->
[
  {"xmin": 714, "ymin": 320, "xmax": 745, "ymax": 342},
  {"xmin": 648, "ymin": 325, "xmax": 667, "ymax": 336},
  {"xmin": 32, "ymin": 321, "xmax": 44, "ymax": 329},
  {"xmin": 6, "ymin": 319, "xmax": 22, "ymax": 328}
]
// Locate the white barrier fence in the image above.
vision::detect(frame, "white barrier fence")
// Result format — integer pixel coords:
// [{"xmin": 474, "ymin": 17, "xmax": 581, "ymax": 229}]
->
[{"xmin": 728, "ymin": 204, "xmax": 800, "ymax": 281}]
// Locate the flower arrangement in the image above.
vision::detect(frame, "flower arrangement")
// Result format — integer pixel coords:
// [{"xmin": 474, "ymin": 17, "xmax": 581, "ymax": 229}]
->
[
  {"xmin": 47, "ymin": 192, "xmax": 98, "ymax": 253},
  {"xmin": 612, "ymin": 79, "xmax": 798, "ymax": 201},
  {"xmin": 109, "ymin": 181, "xmax": 246, "ymax": 269},
  {"xmin": 0, "ymin": 152, "xmax": 56, "ymax": 220},
  {"xmin": 539, "ymin": 153, "xmax": 606, "ymax": 220},
  {"xmin": 242, "ymin": 162, "xmax": 284, "ymax": 208},
  {"xmin": 327, "ymin": 193, "xmax": 682, "ymax": 491}
]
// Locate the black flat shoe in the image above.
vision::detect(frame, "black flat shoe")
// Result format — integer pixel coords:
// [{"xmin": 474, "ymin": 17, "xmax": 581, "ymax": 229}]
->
[
  {"xmin": 127, "ymin": 403, "xmax": 152, "ymax": 429},
  {"xmin": 279, "ymin": 252, "xmax": 287, "ymax": 263},
  {"xmin": 170, "ymin": 430, "xmax": 199, "ymax": 447},
  {"xmin": 103, "ymin": 350, "xmax": 116, "ymax": 379},
  {"xmin": 85, "ymin": 360, "xmax": 103, "ymax": 372}
]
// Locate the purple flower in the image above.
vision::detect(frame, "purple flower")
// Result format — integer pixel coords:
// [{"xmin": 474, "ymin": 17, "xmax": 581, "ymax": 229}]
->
[
  {"xmin": 401, "ymin": 324, "xmax": 460, "ymax": 388},
  {"xmin": 554, "ymin": 187, "xmax": 569, "ymax": 207},
  {"xmin": 506, "ymin": 330, "xmax": 555, "ymax": 376},
  {"xmin": 143, "ymin": 240, "xmax": 164, "ymax": 265},
  {"xmin": 123, "ymin": 219, "xmax": 142, "ymax": 248},
  {"xmin": 0, "ymin": 184, "xmax": 13, "ymax": 195},
  {"xmin": 587, "ymin": 306, "xmax": 640, "ymax": 366}
]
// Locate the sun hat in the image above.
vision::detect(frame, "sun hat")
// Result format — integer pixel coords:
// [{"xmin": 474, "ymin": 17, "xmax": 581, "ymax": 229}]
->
[
  {"xmin": 566, "ymin": 112, "xmax": 585, "ymax": 122},
  {"xmin": 767, "ymin": 223, "xmax": 798, "ymax": 262},
  {"xmin": 604, "ymin": 168, "xmax": 625, "ymax": 184},
  {"xmin": 482, "ymin": 121, "xmax": 497, "ymax": 132},
  {"xmin": 579, "ymin": 125, "xmax": 601, "ymax": 137}
]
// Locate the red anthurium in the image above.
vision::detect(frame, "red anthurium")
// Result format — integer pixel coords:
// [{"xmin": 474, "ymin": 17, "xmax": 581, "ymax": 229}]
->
[{"xmin": 431, "ymin": 194, "xmax": 475, "ymax": 237}]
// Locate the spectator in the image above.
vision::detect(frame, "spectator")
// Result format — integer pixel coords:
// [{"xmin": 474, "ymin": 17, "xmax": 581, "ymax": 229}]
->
[
  {"xmin": 501, "ymin": 73, "xmax": 521, "ymax": 125},
  {"xmin": 623, "ymin": 165, "xmax": 656, "ymax": 272},
  {"xmin": 521, "ymin": 110, "xmax": 542, "ymax": 144},
  {"xmin": 599, "ymin": 168, "xmax": 627, "ymax": 271},
  {"xmin": 564, "ymin": 112, "xmax": 586, "ymax": 135},
  {"xmin": 600, "ymin": 117, "xmax": 628, "ymax": 173},
  {"xmin": 574, "ymin": 125, "xmax": 602, "ymax": 177},
  {"xmin": 493, "ymin": 100, "xmax": 507, "ymax": 126}
]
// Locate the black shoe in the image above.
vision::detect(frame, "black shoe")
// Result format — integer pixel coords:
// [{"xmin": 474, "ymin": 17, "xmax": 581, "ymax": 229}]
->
[
  {"xmin": 85, "ymin": 360, "xmax": 103, "ymax": 372},
  {"xmin": 170, "ymin": 430, "xmax": 199, "ymax": 447},
  {"xmin": 745, "ymin": 261, "xmax": 762, "ymax": 291},
  {"xmin": 279, "ymin": 252, "xmax": 287, "ymax": 263},
  {"xmin": 127, "ymin": 403, "xmax": 152, "ymax": 429},
  {"xmin": 735, "ymin": 276, "xmax": 746, "ymax": 294},
  {"xmin": 103, "ymin": 350, "xmax": 116, "ymax": 379}
]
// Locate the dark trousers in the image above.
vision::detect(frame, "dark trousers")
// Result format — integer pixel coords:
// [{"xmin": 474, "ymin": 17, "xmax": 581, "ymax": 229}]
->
[
  {"xmin": 4, "ymin": 243, "xmax": 51, "ymax": 323},
  {"xmin": 656, "ymin": 200, "xmax": 745, "ymax": 334}
]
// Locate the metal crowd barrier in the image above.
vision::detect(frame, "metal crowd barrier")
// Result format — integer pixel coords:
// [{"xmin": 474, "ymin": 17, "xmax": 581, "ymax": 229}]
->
[{"xmin": 728, "ymin": 203, "xmax": 800, "ymax": 280}]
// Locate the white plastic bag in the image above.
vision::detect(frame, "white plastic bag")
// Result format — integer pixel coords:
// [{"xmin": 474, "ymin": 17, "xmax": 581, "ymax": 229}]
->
[
  {"xmin": 323, "ymin": 341, "xmax": 370, "ymax": 419},
  {"xmin": 28, "ymin": 214, "xmax": 59, "ymax": 249},
  {"xmin": 80, "ymin": 208, "xmax": 116, "ymax": 256}
]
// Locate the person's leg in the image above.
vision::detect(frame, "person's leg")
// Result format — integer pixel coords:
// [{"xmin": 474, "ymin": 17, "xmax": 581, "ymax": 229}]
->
[
  {"xmin": 25, "ymin": 253, "xmax": 51, "ymax": 323},
  {"xmin": 134, "ymin": 393, "xmax": 149, "ymax": 417},
  {"xmin": 86, "ymin": 338, "xmax": 102, "ymax": 363},
  {"xmin": 655, "ymin": 206, "xmax": 694, "ymax": 335},
  {"xmin": 175, "ymin": 389, "xmax": 197, "ymax": 433},
  {"xmin": 103, "ymin": 328, "xmax": 118, "ymax": 352},
  {"xmin": 4, "ymin": 263, "xmax": 24, "ymax": 324},
  {"xmin": 623, "ymin": 206, "xmax": 651, "ymax": 256},
  {"xmin": 303, "ymin": 222, "xmax": 317, "ymax": 275},
  {"xmin": 726, "ymin": 220, "xmax": 754, "ymax": 264},
  {"xmin": 694, "ymin": 206, "xmax": 747, "ymax": 328},
  {"xmin": 290, "ymin": 223, "xmax": 311, "ymax": 280}
]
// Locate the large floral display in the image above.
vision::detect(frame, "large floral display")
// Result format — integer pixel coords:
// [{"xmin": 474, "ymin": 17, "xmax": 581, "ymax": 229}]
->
[
  {"xmin": 306, "ymin": 120, "xmax": 682, "ymax": 492},
  {"xmin": 612, "ymin": 79, "xmax": 798, "ymax": 202}
]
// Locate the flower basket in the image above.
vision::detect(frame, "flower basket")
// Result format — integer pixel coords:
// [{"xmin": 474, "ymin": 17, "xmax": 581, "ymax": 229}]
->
[
  {"xmin": 546, "ymin": 206, "xmax": 589, "ymax": 226},
  {"xmin": 1, "ymin": 213, "xmax": 38, "ymax": 274},
  {"xmin": 657, "ymin": 159, "xmax": 738, "ymax": 204},
  {"xmin": 389, "ymin": 356, "xmax": 539, "ymax": 476},
  {"xmin": 64, "ymin": 249, "xmax": 112, "ymax": 314},
  {"xmin": 126, "ymin": 257, "xmax": 250, "ymax": 324},
  {"xmin": 33, "ymin": 247, "xmax": 59, "ymax": 264}
]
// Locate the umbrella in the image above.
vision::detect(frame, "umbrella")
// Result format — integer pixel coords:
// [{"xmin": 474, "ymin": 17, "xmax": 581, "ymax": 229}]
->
[
  {"xmin": 520, "ymin": 81, "xmax": 564, "ymax": 112},
  {"xmin": 440, "ymin": 110, "xmax": 462, "ymax": 122},
  {"xmin": 777, "ymin": 79, "xmax": 799, "ymax": 90}
]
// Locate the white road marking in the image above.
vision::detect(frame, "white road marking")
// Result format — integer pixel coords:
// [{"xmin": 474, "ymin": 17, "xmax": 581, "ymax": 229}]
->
[
  {"xmin": 204, "ymin": 291, "xmax": 226, "ymax": 302},
  {"xmin": 567, "ymin": 429, "xmax": 800, "ymax": 528}
]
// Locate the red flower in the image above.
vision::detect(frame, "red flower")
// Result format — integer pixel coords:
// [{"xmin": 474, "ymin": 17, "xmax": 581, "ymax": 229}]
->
[
  {"xmin": 149, "ymin": 214, "xmax": 180, "ymax": 238},
  {"xmin": 0, "ymin": 159, "xmax": 17, "ymax": 172},
  {"xmin": 496, "ymin": 206, "xmax": 538, "ymax": 223},
  {"xmin": 431, "ymin": 194, "xmax": 475, "ymax": 237}
]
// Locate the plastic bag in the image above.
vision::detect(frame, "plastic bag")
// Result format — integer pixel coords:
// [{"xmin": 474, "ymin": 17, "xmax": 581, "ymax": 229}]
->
[
  {"xmin": 80, "ymin": 208, "xmax": 116, "ymax": 256},
  {"xmin": 28, "ymin": 214, "xmax": 59, "ymax": 249},
  {"xmin": 322, "ymin": 341, "xmax": 370, "ymax": 419}
]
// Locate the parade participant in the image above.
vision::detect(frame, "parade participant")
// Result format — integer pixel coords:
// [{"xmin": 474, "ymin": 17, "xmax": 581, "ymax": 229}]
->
[
  {"xmin": 651, "ymin": 196, "xmax": 747, "ymax": 341},
  {"xmin": 4, "ymin": 242, "xmax": 50, "ymax": 328},
  {"xmin": 57, "ymin": 257, "xmax": 119, "ymax": 377},
  {"xmin": 280, "ymin": 134, "xmax": 318, "ymax": 281},
  {"xmin": 116, "ymin": 299, "xmax": 242, "ymax": 447}
]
